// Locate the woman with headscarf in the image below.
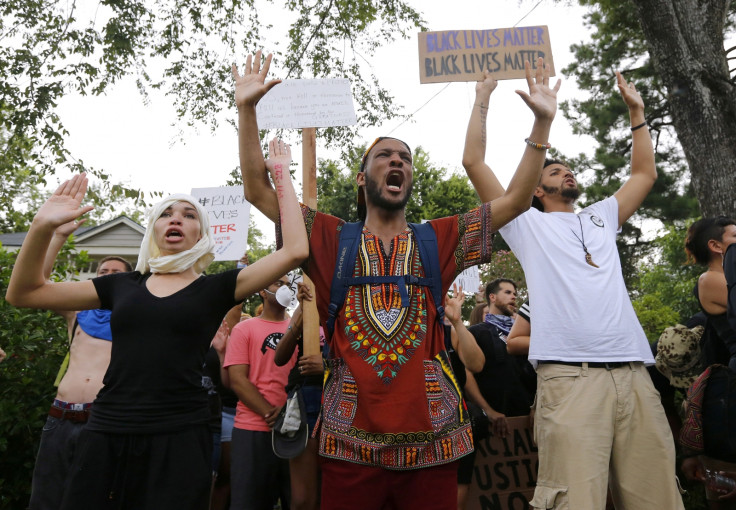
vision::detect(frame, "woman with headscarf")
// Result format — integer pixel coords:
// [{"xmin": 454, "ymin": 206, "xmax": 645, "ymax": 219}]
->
[{"xmin": 7, "ymin": 144, "xmax": 307, "ymax": 510}]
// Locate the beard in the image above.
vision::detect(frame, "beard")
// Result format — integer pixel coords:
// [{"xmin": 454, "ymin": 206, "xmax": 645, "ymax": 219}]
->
[
  {"xmin": 496, "ymin": 303, "xmax": 515, "ymax": 317},
  {"xmin": 541, "ymin": 184, "xmax": 580, "ymax": 201},
  {"xmin": 364, "ymin": 173, "xmax": 413, "ymax": 212}
]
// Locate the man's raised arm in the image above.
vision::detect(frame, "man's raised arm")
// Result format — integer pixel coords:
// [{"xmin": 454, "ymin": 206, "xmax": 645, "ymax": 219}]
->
[
  {"xmin": 486, "ymin": 58, "xmax": 560, "ymax": 230},
  {"xmin": 462, "ymin": 70, "xmax": 505, "ymax": 202},
  {"xmin": 612, "ymin": 71, "xmax": 656, "ymax": 228},
  {"xmin": 233, "ymin": 50, "xmax": 282, "ymax": 222}
]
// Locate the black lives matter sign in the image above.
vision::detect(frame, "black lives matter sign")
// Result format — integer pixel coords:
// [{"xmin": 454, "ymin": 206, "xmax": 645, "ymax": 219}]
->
[{"xmin": 418, "ymin": 26, "xmax": 555, "ymax": 83}]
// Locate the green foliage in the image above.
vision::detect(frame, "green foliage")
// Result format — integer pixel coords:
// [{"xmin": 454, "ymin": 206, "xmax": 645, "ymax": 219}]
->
[
  {"xmin": 404, "ymin": 148, "xmax": 480, "ymax": 223},
  {"xmin": 558, "ymin": 1, "xmax": 703, "ymax": 285},
  {"xmin": 1, "ymin": 0, "xmax": 425, "ymax": 198},
  {"xmin": 480, "ymin": 248, "xmax": 527, "ymax": 304},
  {"xmin": 316, "ymin": 146, "xmax": 363, "ymax": 221},
  {"xmin": 632, "ymin": 294, "xmax": 680, "ymax": 343},
  {"xmin": 631, "ymin": 223, "xmax": 701, "ymax": 342},
  {"xmin": 0, "ymin": 242, "xmax": 87, "ymax": 509}
]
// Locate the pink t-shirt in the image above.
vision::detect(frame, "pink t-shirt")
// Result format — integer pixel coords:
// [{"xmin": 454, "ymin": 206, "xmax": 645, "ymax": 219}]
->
[{"xmin": 223, "ymin": 317, "xmax": 296, "ymax": 431}]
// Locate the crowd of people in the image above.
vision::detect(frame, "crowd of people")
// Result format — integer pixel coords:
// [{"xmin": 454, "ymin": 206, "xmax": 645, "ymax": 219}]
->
[{"xmin": 4, "ymin": 49, "xmax": 736, "ymax": 510}]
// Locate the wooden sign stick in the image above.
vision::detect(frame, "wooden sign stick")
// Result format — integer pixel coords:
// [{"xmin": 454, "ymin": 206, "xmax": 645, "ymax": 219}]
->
[{"xmin": 301, "ymin": 127, "xmax": 320, "ymax": 357}]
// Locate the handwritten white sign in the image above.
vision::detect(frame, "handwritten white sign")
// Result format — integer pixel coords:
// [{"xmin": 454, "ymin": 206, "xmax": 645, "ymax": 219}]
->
[
  {"xmin": 190, "ymin": 186, "xmax": 251, "ymax": 261},
  {"xmin": 453, "ymin": 264, "xmax": 481, "ymax": 295},
  {"xmin": 256, "ymin": 79, "xmax": 358, "ymax": 129}
]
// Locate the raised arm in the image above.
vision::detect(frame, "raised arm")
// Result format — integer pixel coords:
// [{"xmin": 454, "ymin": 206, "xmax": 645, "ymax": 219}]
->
[
  {"xmin": 234, "ymin": 139, "xmax": 309, "ymax": 301},
  {"xmin": 462, "ymin": 71, "xmax": 505, "ymax": 201},
  {"xmin": 6, "ymin": 174, "xmax": 100, "ymax": 311},
  {"xmin": 486, "ymin": 58, "xmax": 560, "ymax": 229},
  {"xmin": 274, "ymin": 282, "xmax": 316, "ymax": 367},
  {"xmin": 233, "ymin": 50, "xmax": 282, "ymax": 222},
  {"xmin": 613, "ymin": 71, "xmax": 656, "ymax": 228},
  {"xmin": 42, "ymin": 219, "xmax": 87, "ymax": 321},
  {"xmin": 445, "ymin": 284, "xmax": 485, "ymax": 373},
  {"xmin": 42, "ymin": 219, "xmax": 84, "ymax": 281},
  {"xmin": 506, "ymin": 312, "xmax": 531, "ymax": 356}
]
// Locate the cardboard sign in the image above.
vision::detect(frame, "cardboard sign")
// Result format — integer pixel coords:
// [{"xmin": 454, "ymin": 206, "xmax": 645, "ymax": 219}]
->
[
  {"xmin": 418, "ymin": 26, "xmax": 555, "ymax": 83},
  {"xmin": 467, "ymin": 416, "xmax": 538, "ymax": 510},
  {"xmin": 256, "ymin": 79, "xmax": 358, "ymax": 129},
  {"xmin": 190, "ymin": 186, "xmax": 251, "ymax": 261}
]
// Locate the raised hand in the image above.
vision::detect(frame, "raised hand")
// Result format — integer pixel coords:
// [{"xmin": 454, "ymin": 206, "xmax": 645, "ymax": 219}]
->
[
  {"xmin": 265, "ymin": 138, "xmax": 292, "ymax": 180},
  {"xmin": 232, "ymin": 50, "xmax": 282, "ymax": 109},
  {"xmin": 444, "ymin": 283, "xmax": 465, "ymax": 325},
  {"xmin": 296, "ymin": 281, "xmax": 313, "ymax": 304},
  {"xmin": 35, "ymin": 174, "xmax": 94, "ymax": 231},
  {"xmin": 211, "ymin": 319, "xmax": 230, "ymax": 355},
  {"xmin": 55, "ymin": 217, "xmax": 87, "ymax": 238},
  {"xmin": 475, "ymin": 69, "xmax": 498, "ymax": 101},
  {"xmin": 515, "ymin": 57, "xmax": 561, "ymax": 121},
  {"xmin": 616, "ymin": 71, "xmax": 645, "ymax": 113}
]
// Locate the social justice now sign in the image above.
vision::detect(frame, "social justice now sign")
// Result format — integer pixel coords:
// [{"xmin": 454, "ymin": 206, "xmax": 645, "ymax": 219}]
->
[
  {"xmin": 467, "ymin": 416, "xmax": 538, "ymax": 510},
  {"xmin": 418, "ymin": 26, "xmax": 555, "ymax": 83},
  {"xmin": 190, "ymin": 186, "xmax": 251, "ymax": 261}
]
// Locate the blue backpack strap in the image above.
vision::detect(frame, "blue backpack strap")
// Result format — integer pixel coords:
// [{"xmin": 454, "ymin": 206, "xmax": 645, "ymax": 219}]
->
[
  {"xmin": 326, "ymin": 221, "xmax": 445, "ymax": 343},
  {"xmin": 409, "ymin": 222, "xmax": 445, "ymax": 324},
  {"xmin": 326, "ymin": 221, "xmax": 364, "ymax": 338}
]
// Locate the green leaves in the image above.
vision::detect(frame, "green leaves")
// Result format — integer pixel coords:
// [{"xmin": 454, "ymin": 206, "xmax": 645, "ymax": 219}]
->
[
  {"xmin": 0, "ymin": 243, "xmax": 84, "ymax": 508},
  {"xmin": 1, "ymin": 0, "xmax": 426, "ymax": 227}
]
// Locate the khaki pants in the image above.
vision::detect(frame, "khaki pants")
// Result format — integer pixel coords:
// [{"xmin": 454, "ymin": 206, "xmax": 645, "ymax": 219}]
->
[{"xmin": 530, "ymin": 362, "xmax": 684, "ymax": 510}]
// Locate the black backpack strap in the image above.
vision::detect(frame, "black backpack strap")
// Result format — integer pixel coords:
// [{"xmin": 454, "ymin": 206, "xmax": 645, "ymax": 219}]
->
[{"xmin": 326, "ymin": 221, "xmax": 364, "ymax": 338}]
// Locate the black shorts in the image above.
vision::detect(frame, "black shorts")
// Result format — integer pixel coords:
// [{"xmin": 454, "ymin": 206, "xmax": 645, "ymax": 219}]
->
[
  {"xmin": 457, "ymin": 448, "xmax": 477, "ymax": 485},
  {"xmin": 60, "ymin": 425, "xmax": 212, "ymax": 510}
]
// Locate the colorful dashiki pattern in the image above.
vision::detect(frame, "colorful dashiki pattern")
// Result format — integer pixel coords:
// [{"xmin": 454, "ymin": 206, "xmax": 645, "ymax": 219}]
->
[{"xmin": 345, "ymin": 229, "xmax": 427, "ymax": 384}]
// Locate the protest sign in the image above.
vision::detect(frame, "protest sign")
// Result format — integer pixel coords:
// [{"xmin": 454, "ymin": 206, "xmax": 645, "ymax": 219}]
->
[
  {"xmin": 256, "ymin": 79, "xmax": 358, "ymax": 129},
  {"xmin": 468, "ymin": 416, "xmax": 538, "ymax": 510},
  {"xmin": 418, "ymin": 26, "xmax": 555, "ymax": 84},
  {"xmin": 190, "ymin": 186, "xmax": 250, "ymax": 261},
  {"xmin": 453, "ymin": 264, "xmax": 481, "ymax": 295}
]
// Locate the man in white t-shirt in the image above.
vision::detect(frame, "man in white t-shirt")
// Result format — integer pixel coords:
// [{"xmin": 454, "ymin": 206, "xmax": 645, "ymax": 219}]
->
[{"xmin": 461, "ymin": 71, "xmax": 684, "ymax": 509}]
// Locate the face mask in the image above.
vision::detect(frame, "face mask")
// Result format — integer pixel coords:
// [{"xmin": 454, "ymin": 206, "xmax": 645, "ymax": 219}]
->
[{"xmin": 266, "ymin": 285, "xmax": 294, "ymax": 308}]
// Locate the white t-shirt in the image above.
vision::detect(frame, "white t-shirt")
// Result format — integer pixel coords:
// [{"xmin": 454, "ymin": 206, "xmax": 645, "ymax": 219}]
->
[{"xmin": 499, "ymin": 196, "xmax": 654, "ymax": 365}]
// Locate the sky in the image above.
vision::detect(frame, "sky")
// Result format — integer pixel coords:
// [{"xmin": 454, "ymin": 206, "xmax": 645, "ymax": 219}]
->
[{"xmin": 55, "ymin": 0, "xmax": 597, "ymax": 243}]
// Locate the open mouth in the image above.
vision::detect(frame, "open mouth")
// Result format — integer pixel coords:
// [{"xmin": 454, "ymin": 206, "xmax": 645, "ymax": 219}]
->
[
  {"xmin": 386, "ymin": 171, "xmax": 404, "ymax": 192},
  {"xmin": 165, "ymin": 228, "xmax": 183, "ymax": 239}
]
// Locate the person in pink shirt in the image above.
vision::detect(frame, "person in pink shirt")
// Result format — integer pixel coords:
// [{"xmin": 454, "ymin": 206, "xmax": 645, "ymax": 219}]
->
[{"xmin": 225, "ymin": 273, "xmax": 297, "ymax": 510}]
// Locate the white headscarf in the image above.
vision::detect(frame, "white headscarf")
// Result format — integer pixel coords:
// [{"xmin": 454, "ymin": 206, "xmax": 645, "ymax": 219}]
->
[{"xmin": 135, "ymin": 194, "xmax": 215, "ymax": 274}]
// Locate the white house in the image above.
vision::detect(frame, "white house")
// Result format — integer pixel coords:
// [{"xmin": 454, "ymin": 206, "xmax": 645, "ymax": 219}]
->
[{"xmin": 0, "ymin": 216, "xmax": 145, "ymax": 280}]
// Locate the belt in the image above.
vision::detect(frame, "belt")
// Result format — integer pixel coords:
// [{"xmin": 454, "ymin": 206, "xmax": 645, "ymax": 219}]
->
[
  {"xmin": 48, "ymin": 405, "xmax": 91, "ymax": 423},
  {"xmin": 537, "ymin": 361, "xmax": 631, "ymax": 370}
]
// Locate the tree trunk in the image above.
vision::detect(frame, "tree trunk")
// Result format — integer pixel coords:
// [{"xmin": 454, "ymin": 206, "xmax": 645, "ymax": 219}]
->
[{"xmin": 630, "ymin": 0, "xmax": 736, "ymax": 218}]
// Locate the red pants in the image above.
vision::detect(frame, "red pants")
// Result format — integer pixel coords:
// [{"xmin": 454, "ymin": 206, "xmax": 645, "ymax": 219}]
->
[{"xmin": 320, "ymin": 457, "xmax": 459, "ymax": 510}]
